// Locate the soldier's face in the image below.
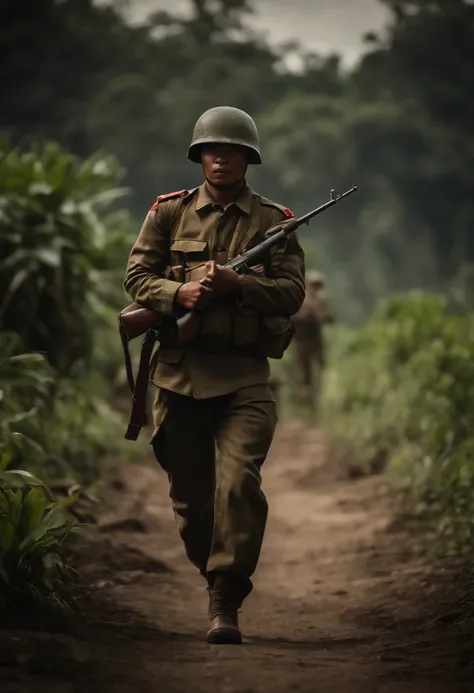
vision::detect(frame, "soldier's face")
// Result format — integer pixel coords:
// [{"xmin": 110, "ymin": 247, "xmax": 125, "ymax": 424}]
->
[{"xmin": 201, "ymin": 144, "xmax": 248, "ymax": 188}]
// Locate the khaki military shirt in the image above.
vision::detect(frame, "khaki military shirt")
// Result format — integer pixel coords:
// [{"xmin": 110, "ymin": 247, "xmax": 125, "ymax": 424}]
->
[{"xmin": 124, "ymin": 182, "xmax": 305, "ymax": 399}]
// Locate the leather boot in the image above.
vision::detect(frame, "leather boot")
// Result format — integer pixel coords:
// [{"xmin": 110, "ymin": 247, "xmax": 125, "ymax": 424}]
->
[{"xmin": 206, "ymin": 585, "xmax": 242, "ymax": 645}]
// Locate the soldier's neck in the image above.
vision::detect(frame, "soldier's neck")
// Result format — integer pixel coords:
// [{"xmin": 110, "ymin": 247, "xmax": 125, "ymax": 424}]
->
[{"xmin": 205, "ymin": 179, "xmax": 245, "ymax": 208}]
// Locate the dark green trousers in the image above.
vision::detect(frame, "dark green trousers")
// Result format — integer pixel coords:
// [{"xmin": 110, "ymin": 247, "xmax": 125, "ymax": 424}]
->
[{"xmin": 152, "ymin": 384, "xmax": 277, "ymax": 600}]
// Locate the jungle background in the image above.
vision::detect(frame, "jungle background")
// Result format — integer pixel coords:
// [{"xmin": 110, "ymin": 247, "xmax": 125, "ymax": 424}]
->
[{"xmin": 1, "ymin": 0, "xmax": 474, "ymax": 679}]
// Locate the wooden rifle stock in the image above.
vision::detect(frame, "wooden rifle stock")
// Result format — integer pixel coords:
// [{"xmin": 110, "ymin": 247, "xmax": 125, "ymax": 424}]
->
[
  {"xmin": 118, "ymin": 302, "xmax": 161, "ymax": 441},
  {"xmin": 119, "ymin": 302, "xmax": 162, "ymax": 341}
]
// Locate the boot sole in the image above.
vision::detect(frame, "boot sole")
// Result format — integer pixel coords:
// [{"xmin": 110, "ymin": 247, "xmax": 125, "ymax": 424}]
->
[{"xmin": 206, "ymin": 627, "xmax": 242, "ymax": 645}]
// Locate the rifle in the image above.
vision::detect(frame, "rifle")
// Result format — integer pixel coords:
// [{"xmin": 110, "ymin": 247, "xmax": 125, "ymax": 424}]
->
[
  {"xmin": 119, "ymin": 185, "xmax": 358, "ymax": 440},
  {"xmin": 119, "ymin": 185, "xmax": 358, "ymax": 343}
]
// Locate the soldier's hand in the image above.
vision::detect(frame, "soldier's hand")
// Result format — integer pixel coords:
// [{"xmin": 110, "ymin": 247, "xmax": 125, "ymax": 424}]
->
[
  {"xmin": 176, "ymin": 281, "xmax": 214, "ymax": 310},
  {"xmin": 204, "ymin": 261, "xmax": 242, "ymax": 295}
]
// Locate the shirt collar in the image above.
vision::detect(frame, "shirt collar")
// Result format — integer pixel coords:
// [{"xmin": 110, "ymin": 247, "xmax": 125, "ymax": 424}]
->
[{"xmin": 195, "ymin": 181, "xmax": 253, "ymax": 216}]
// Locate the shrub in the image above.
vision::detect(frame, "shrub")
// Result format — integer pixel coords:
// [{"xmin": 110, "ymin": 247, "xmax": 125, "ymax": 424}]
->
[
  {"xmin": 0, "ymin": 335, "xmax": 130, "ymax": 486},
  {"xmin": 323, "ymin": 292, "xmax": 474, "ymax": 555},
  {"xmin": 0, "ymin": 140, "xmax": 133, "ymax": 378},
  {"xmin": 0, "ymin": 140, "xmax": 144, "ymax": 485},
  {"xmin": 0, "ymin": 459, "xmax": 80, "ymax": 611}
]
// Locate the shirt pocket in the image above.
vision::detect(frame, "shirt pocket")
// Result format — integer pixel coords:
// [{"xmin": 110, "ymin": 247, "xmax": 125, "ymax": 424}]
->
[{"xmin": 170, "ymin": 239, "xmax": 209, "ymax": 277}]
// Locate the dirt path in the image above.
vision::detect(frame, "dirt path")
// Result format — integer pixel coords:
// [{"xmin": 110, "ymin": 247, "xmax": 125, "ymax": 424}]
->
[{"xmin": 3, "ymin": 422, "xmax": 474, "ymax": 692}]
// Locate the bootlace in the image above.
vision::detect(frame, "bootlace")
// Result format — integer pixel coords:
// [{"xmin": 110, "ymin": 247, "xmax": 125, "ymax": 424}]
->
[{"xmin": 208, "ymin": 591, "xmax": 238, "ymax": 623}]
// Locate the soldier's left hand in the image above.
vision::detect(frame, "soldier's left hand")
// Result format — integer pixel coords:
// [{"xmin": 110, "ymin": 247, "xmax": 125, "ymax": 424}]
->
[{"xmin": 203, "ymin": 261, "xmax": 242, "ymax": 295}]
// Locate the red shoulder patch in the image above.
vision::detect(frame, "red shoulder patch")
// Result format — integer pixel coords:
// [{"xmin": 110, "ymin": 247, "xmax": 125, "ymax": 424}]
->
[
  {"xmin": 150, "ymin": 190, "xmax": 188, "ymax": 212},
  {"xmin": 282, "ymin": 207, "xmax": 294, "ymax": 218}
]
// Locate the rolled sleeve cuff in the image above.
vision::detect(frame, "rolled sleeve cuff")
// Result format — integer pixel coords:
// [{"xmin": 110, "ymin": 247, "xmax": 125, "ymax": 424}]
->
[{"xmin": 159, "ymin": 279, "xmax": 183, "ymax": 315}]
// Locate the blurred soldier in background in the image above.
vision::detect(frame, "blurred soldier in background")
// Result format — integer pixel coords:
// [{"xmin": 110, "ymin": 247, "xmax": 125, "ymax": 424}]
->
[{"xmin": 291, "ymin": 270, "xmax": 335, "ymax": 413}]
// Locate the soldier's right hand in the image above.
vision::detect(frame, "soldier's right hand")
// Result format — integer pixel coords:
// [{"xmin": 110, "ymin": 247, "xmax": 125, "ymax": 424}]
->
[{"xmin": 176, "ymin": 281, "xmax": 214, "ymax": 310}]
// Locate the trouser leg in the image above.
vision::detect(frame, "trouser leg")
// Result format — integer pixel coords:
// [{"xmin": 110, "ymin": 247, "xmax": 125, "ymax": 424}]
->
[
  {"xmin": 152, "ymin": 389, "xmax": 215, "ymax": 576},
  {"xmin": 207, "ymin": 384, "xmax": 278, "ymax": 601}
]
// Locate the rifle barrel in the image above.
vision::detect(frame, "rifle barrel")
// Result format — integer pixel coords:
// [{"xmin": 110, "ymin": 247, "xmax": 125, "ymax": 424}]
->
[{"xmin": 296, "ymin": 184, "xmax": 358, "ymax": 228}]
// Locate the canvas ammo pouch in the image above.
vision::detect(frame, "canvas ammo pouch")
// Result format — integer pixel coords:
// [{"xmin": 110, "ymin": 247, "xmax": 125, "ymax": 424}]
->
[
  {"xmin": 256, "ymin": 314, "xmax": 295, "ymax": 359},
  {"xmin": 234, "ymin": 248, "xmax": 295, "ymax": 359},
  {"xmin": 162, "ymin": 211, "xmax": 295, "ymax": 358},
  {"xmin": 232, "ymin": 305, "xmax": 260, "ymax": 347}
]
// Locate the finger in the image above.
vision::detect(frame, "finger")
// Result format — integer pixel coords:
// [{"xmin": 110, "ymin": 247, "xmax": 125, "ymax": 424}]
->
[{"xmin": 205, "ymin": 260, "xmax": 216, "ymax": 278}]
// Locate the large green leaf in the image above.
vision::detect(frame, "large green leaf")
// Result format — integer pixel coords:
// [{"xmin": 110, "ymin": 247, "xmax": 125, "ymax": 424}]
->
[
  {"xmin": 0, "ymin": 141, "xmax": 132, "ymax": 377},
  {"xmin": 0, "ymin": 520, "xmax": 15, "ymax": 558},
  {"xmin": 0, "ymin": 469, "xmax": 53, "ymax": 497},
  {"xmin": 0, "ymin": 464, "xmax": 80, "ymax": 608},
  {"xmin": 7, "ymin": 353, "xmax": 48, "ymax": 365},
  {"xmin": 18, "ymin": 487, "xmax": 49, "ymax": 539},
  {"xmin": 4, "ymin": 489, "xmax": 23, "ymax": 530}
]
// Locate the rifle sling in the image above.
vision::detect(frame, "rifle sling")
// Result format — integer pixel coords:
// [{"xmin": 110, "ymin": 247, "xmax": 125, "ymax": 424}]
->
[
  {"xmin": 123, "ymin": 329, "xmax": 155, "ymax": 441},
  {"xmin": 118, "ymin": 316, "xmax": 136, "ymax": 394}
]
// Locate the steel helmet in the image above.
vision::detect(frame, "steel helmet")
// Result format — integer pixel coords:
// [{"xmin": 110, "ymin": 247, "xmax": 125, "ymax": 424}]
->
[{"xmin": 188, "ymin": 106, "xmax": 262, "ymax": 164}]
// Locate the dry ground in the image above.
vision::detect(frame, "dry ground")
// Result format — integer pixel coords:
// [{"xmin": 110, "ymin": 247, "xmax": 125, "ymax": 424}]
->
[{"xmin": 2, "ymin": 421, "xmax": 474, "ymax": 692}]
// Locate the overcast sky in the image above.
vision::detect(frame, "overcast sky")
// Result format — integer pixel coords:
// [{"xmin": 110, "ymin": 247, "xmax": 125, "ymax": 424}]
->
[{"xmin": 101, "ymin": 0, "xmax": 389, "ymax": 66}]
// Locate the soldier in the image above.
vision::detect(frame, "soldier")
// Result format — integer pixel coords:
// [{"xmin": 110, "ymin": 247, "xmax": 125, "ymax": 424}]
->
[
  {"xmin": 291, "ymin": 269, "xmax": 334, "ymax": 413},
  {"xmin": 124, "ymin": 106, "xmax": 305, "ymax": 644}
]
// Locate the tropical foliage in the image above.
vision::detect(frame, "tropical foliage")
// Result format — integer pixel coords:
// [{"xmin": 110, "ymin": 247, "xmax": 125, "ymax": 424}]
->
[
  {"xmin": 0, "ymin": 455, "xmax": 80, "ymax": 611},
  {"xmin": 2, "ymin": 0, "xmax": 473, "ymax": 321},
  {"xmin": 323, "ymin": 292, "xmax": 474, "ymax": 556},
  {"xmin": 0, "ymin": 141, "xmax": 132, "ymax": 376},
  {"xmin": 0, "ymin": 139, "xmax": 136, "ymax": 607}
]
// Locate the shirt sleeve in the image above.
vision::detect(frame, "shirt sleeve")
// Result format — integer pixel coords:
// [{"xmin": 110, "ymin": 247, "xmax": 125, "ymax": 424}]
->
[
  {"xmin": 237, "ymin": 211, "xmax": 306, "ymax": 316},
  {"xmin": 123, "ymin": 203, "xmax": 183, "ymax": 316}
]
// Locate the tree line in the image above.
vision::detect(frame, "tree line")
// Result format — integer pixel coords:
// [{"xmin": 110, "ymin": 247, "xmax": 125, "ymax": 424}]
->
[{"xmin": 2, "ymin": 0, "xmax": 473, "ymax": 321}]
